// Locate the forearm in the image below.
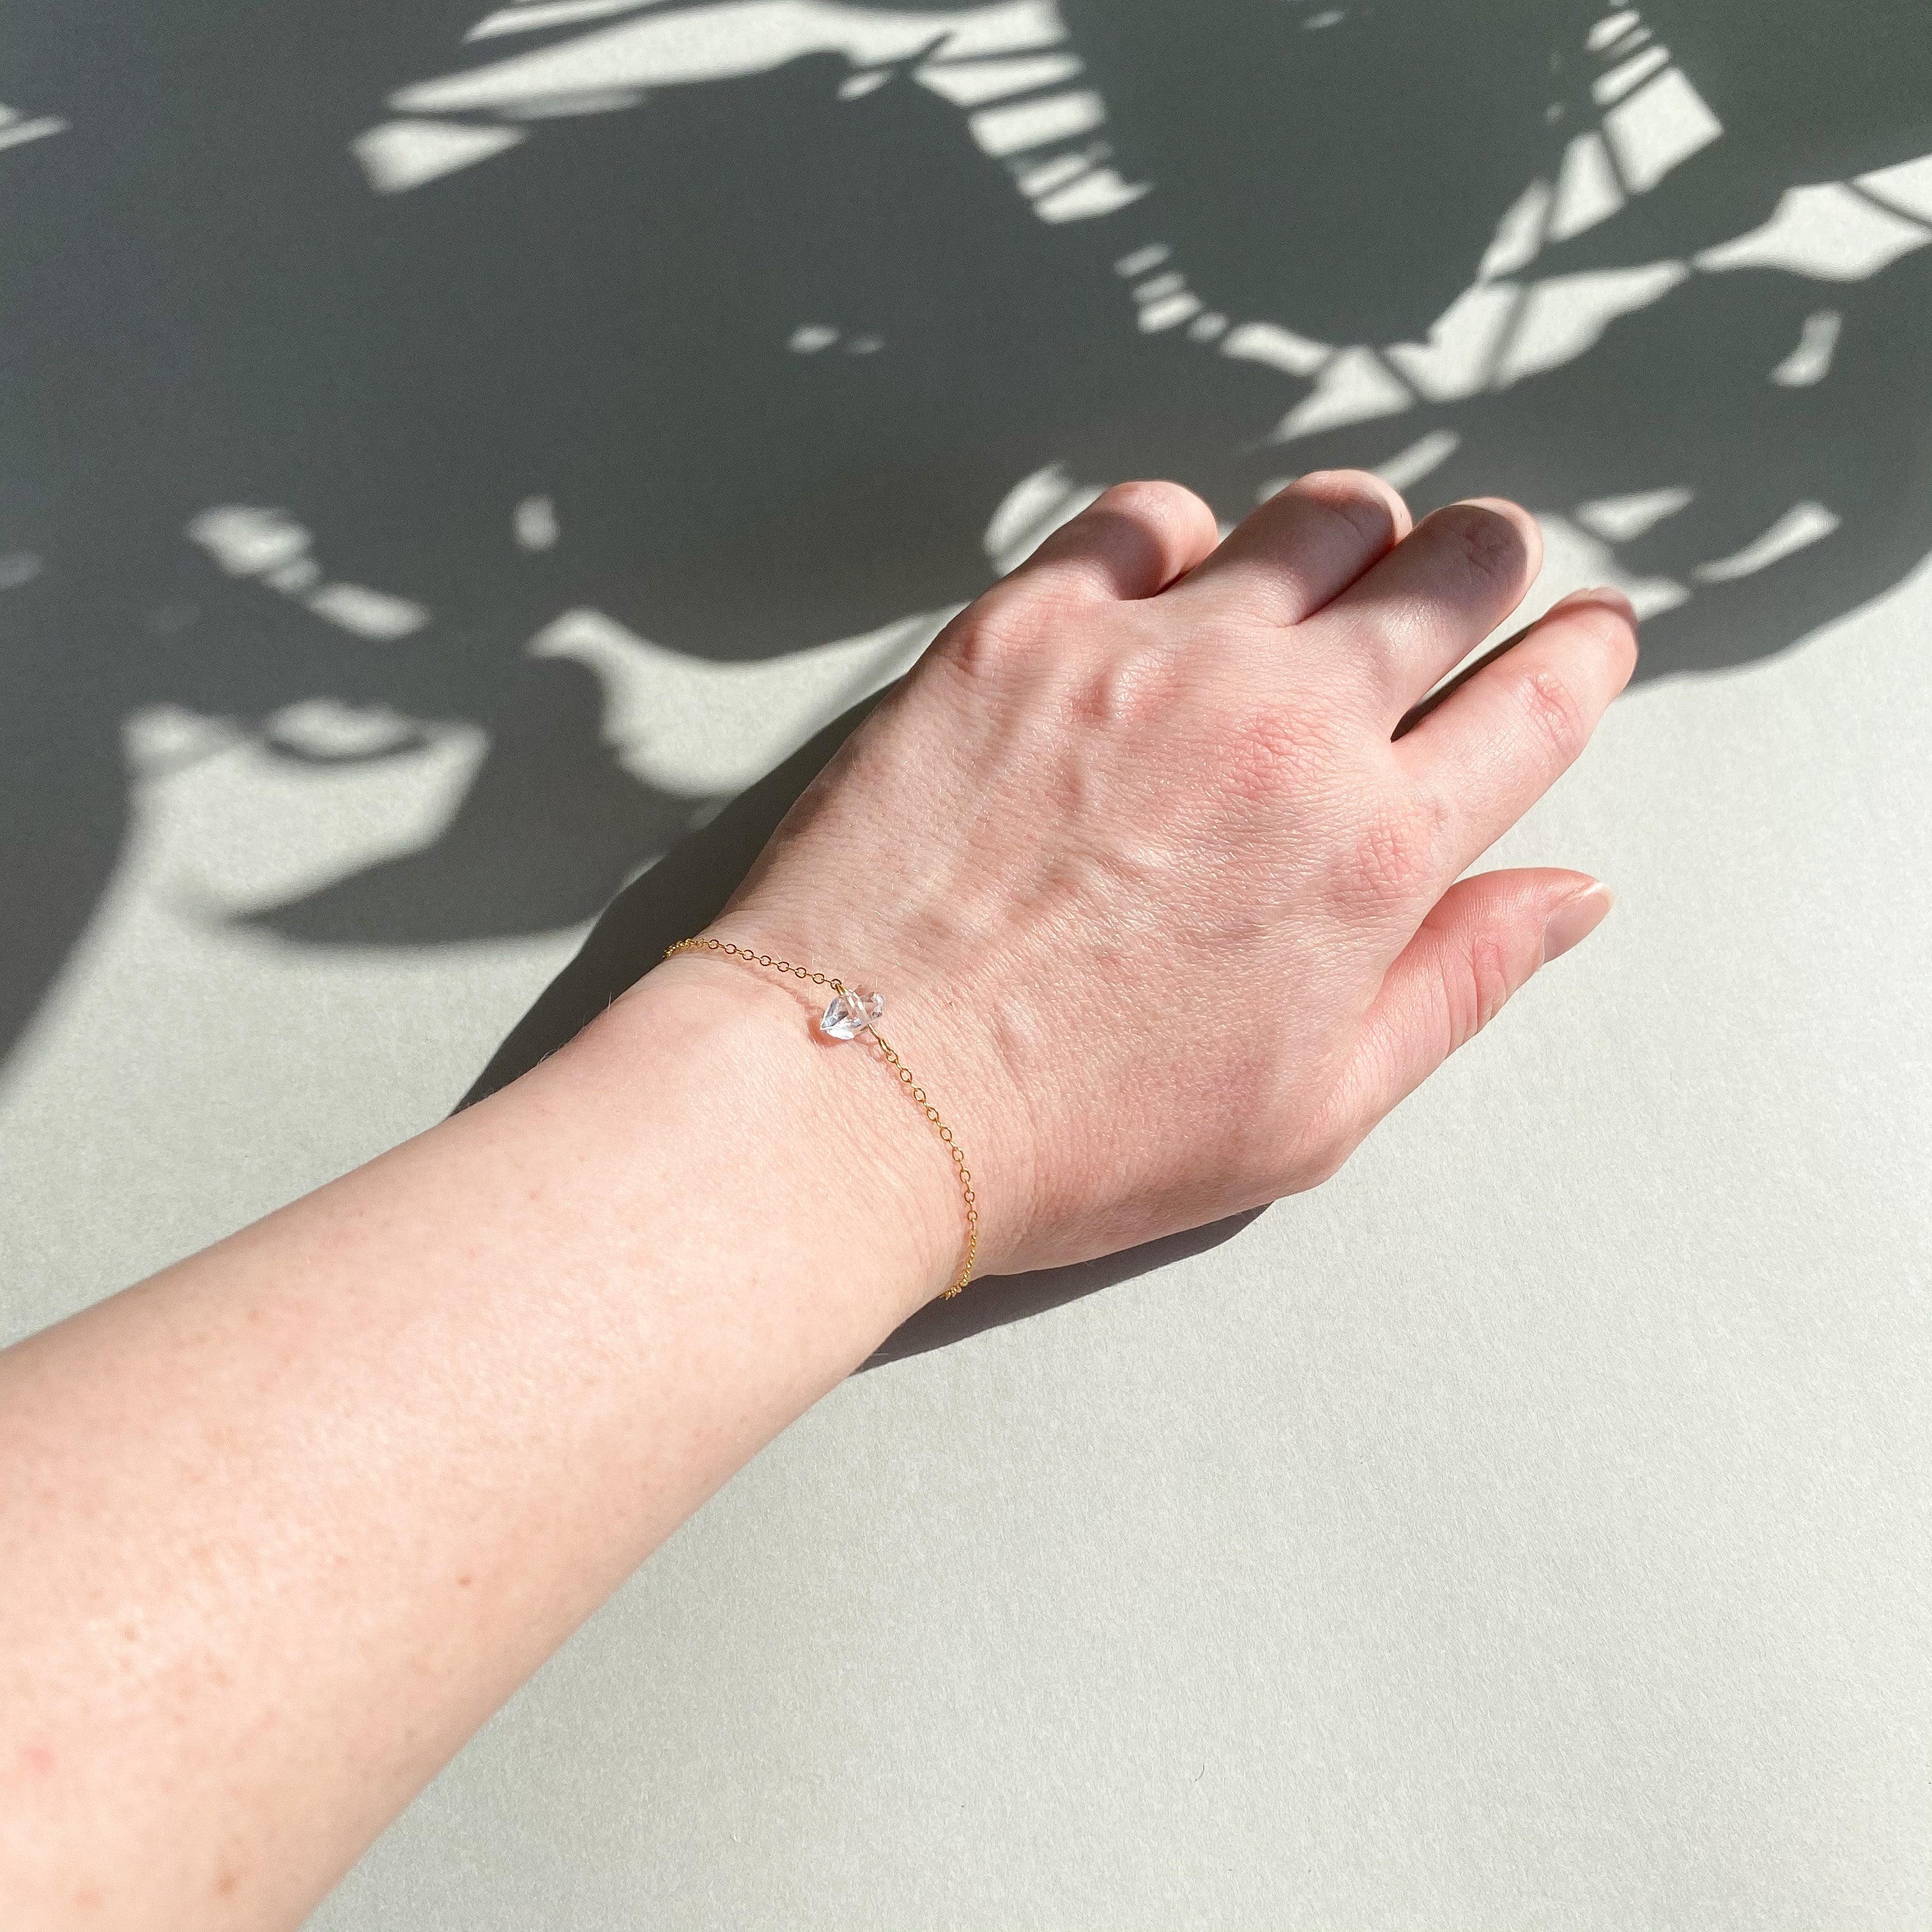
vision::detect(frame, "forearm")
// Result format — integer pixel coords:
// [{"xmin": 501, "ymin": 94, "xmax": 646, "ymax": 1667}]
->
[
  {"xmin": 1, "ymin": 471, "xmax": 1634, "ymax": 1928},
  {"xmin": 0, "ymin": 958, "xmax": 952, "ymax": 1929}
]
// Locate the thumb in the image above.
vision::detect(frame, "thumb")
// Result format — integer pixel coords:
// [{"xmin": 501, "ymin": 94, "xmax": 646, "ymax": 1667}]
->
[{"xmin": 1334, "ymin": 868, "xmax": 1614, "ymax": 1133}]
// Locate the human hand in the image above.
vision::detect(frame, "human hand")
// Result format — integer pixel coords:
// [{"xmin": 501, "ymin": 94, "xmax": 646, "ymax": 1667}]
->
[
  {"xmin": 669, "ymin": 473, "xmax": 1635, "ymax": 1280},
  {"xmin": 0, "ymin": 477, "xmax": 1633, "ymax": 1928}
]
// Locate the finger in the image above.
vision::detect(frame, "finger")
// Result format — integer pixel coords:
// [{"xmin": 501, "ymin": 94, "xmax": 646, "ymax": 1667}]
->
[
  {"xmin": 1312, "ymin": 497, "xmax": 1543, "ymax": 709},
  {"xmin": 1326, "ymin": 868, "xmax": 1614, "ymax": 1137},
  {"xmin": 1397, "ymin": 588, "xmax": 1638, "ymax": 866},
  {"xmin": 1169, "ymin": 468, "xmax": 1411, "ymax": 625},
  {"xmin": 998, "ymin": 479, "xmax": 1221, "ymax": 604}
]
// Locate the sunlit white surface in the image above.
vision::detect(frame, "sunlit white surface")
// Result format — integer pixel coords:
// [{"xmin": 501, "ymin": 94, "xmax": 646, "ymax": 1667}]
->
[{"xmin": 3, "ymin": 6, "xmax": 1928, "ymax": 1928}]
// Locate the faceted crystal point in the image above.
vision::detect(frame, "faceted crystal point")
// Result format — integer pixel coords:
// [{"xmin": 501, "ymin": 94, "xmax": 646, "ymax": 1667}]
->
[{"xmin": 819, "ymin": 987, "xmax": 884, "ymax": 1041}]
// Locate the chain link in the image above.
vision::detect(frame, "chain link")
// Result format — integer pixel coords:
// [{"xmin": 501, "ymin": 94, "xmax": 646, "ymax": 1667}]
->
[{"xmin": 663, "ymin": 937, "xmax": 978, "ymax": 1298}]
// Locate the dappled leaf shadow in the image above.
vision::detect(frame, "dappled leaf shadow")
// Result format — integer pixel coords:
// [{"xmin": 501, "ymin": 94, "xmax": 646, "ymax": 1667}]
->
[{"xmin": 3, "ymin": 0, "xmax": 1929, "ymax": 1103}]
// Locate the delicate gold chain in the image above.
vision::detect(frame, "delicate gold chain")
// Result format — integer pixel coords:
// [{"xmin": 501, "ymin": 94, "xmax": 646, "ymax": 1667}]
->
[{"xmin": 663, "ymin": 936, "xmax": 979, "ymax": 1298}]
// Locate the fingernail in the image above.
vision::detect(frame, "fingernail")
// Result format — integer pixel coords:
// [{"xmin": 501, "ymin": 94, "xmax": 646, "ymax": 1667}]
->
[
  {"xmin": 1541, "ymin": 882, "xmax": 1614, "ymax": 965},
  {"xmin": 1556, "ymin": 583, "xmax": 1637, "ymax": 623}
]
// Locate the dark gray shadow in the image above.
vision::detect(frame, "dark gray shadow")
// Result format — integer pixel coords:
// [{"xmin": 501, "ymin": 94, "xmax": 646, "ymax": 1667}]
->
[
  {"xmin": 461, "ymin": 698, "xmax": 885, "ymax": 1102},
  {"xmin": 860, "ymin": 1211, "xmax": 1263, "ymax": 1368},
  {"xmin": 5, "ymin": 0, "xmax": 1931, "ymax": 1096}
]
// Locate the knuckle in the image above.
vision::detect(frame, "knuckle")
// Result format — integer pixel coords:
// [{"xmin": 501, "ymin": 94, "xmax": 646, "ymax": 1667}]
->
[
  {"xmin": 1100, "ymin": 477, "xmax": 1213, "ymax": 534},
  {"xmin": 1063, "ymin": 638, "xmax": 1181, "ymax": 730},
  {"xmin": 1461, "ymin": 933, "xmax": 1517, "ymax": 1043},
  {"xmin": 1209, "ymin": 696, "xmax": 1337, "ymax": 804},
  {"xmin": 939, "ymin": 589, "xmax": 1049, "ymax": 680},
  {"xmin": 1516, "ymin": 663, "xmax": 1588, "ymax": 761},
  {"xmin": 1294, "ymin": 468, "xmax": 1404, "ymax": 546},
  {"xmin": 1341, "ymin": 789, "xmax": 1448, "ymax": 906}
]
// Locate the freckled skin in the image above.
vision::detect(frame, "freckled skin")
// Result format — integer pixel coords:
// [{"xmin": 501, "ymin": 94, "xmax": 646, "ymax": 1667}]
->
[{"xmin": 0, "ymin": 475, "xmax": 1630, "ymax": 1929}]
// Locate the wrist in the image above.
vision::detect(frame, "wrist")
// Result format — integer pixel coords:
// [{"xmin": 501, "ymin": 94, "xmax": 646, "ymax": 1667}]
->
[{"xmin": 581, "ymin": 953, "xmax": 965, "ymax": 1326}]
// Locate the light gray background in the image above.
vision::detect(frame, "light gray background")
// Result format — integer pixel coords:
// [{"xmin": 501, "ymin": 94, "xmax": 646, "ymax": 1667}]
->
[{"xmin": 3, "ymin": 4, "xmax": 1928, "ymax": 1926}]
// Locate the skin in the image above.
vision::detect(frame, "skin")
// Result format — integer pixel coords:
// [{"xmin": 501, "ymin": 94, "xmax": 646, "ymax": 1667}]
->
[{"xmin": 0, "ymin": 473, "xmax": 1635, "ymax": 1928}]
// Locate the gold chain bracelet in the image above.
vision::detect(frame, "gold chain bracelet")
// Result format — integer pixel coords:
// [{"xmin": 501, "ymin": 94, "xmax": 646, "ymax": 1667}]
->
[{"xmin": 663, "ymin": 936, "xmax": 979, "ymax": 1298}]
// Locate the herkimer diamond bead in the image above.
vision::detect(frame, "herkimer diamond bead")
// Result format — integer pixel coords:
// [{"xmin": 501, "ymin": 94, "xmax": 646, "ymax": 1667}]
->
[{"xmin": 818, "ymin": 987, "xmax": 884, "ymax": 1040}]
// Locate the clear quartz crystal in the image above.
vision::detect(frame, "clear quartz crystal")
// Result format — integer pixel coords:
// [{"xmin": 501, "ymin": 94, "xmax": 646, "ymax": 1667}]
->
[{"xmin": 819, "ymin": 986, "xmax": 884, "ymax": 1040}]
